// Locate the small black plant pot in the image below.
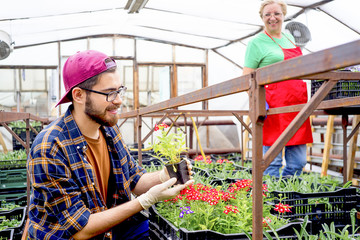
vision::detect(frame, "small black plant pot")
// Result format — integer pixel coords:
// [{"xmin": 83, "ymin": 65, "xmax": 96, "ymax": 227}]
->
[{"xmin": 165, "ymin": 159, "xmax": 190, "ymax": 185}]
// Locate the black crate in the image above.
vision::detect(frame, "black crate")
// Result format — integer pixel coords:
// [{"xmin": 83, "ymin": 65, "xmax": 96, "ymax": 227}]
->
[
  {"xmin": 12, "ymin": 126, "xmax": 41, "ymax": 151},
  {"xmin": 210, "ymin": 178, "xmax": 253, "ymax": 188},
  {"xmin": 207, "ymin": 164, "xmax": 250, "ymax": 177},
  {"xmin": 0, "ymin": 189, "xmax": 27, "ymax": 201},
  {"xmin": 0, "ymin": 207, "xmax": 27, "ymax": 237},
  {"xmin": 208, "ymin": 168, "xmax": 253, "ymax": 184},
  {"xmin": 149, "ymin": 206, "xmax": 179, "ymax": 240},
  {"xmin": 149, "ymin": 204, "xmax": 311, "ymax": 240},
  {"xmin": 137, "ymin": 157, "xmax": 162, "ymax": 166},
  {"xmin": 268, "ymin": 187, "xmax": 358, "ymax": 233},
  {"xmin": 210, "ymin": 153, "xmax": 242, "ymax": 162},
  {"xmin": 0, "ymin": 195, "xmax": 28, "ymax": 209},
  {"xmin": 192, "ymin": 167, "xmax": 210, "ymax": 178},
  {"xmin": 179, "ymin": 220, "xmax": 310, "ymax": 240},
  {"xmin": 0, "ymin": 159, "xmax": 27, "ymax": 170},
  {"xmin": 130, "ymin": 151, "xmax": 155, "ymax": 160},
  {"xmin": 0, "ymin": 169, "xmax": 27, "ymax": 190},
  {"xmin": 311, "ymin": 80, "xmax": 360, "ymax": 100},
  {"xmin": 0, "ymin": 228, "xmax": 14, "ymax": 240}
]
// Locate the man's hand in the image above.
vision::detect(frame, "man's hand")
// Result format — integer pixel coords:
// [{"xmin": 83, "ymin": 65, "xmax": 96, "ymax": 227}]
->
[
  {"xmin": 137, "ymin": 178, "xmax": 193, "ymax": 209},
  {"xmin": 159, "ymin": 159, "xmax": 193, "ymax": 183},
  {"xmin": 159, "ymin": 167, "xmax": 170, "ymax": 183}
]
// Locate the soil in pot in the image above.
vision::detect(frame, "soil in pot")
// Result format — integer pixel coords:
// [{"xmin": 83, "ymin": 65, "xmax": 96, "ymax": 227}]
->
[{"xmin": 165, "ymin": 159, "xmax": 190, "ymax": 185}]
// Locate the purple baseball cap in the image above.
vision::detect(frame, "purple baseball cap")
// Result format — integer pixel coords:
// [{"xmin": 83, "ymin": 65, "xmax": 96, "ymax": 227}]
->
[{"xmin": 56, "ymin": 50, "xmax": 117, "ymax": 107}]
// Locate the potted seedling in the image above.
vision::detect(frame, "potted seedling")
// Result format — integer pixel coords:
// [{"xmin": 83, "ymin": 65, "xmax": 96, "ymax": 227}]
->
[{"xmin": 152, "ymin": 123, "xmax": 189, "ymax": 184}]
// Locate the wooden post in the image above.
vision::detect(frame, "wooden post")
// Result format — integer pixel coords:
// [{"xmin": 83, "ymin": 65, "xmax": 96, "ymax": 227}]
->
[
  {"xmin": 321, "ymin": 115, "xmax": 335, "ymax": 177},
  {"xmin": 347, "ymin": 115, "xmax": 360, "ymax": 181},
  {"xmin": 0, "ymin": 132, "xmax": 8, "ymax": 153},
  {"xmin": 249, "ymin": 71, "xmax": 266, "ymax": 240},
  {"xmin": 306, "ymin": 115, "xmax": 315, "ymax": 171},
  {"xmin": 242, "ymin": 116, "xmax": 250, "ymax": 160}
]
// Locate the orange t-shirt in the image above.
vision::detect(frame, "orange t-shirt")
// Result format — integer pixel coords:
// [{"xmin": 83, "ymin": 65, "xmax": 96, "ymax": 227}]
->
[{"xmin": 84, "ymin": 131, "xmax": 110, "ymax": 201}]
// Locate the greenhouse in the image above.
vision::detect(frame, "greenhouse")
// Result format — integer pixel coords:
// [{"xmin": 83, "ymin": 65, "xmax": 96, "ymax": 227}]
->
[{"xmin": 0, "ymin": 0, "xmax": 360, "ymax": 239}]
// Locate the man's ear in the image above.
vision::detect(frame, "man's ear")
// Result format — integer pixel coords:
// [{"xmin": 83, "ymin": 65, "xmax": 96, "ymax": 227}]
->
[{"xmin": 72, "ymin": 87, "xmax": 86, "ymax": 104}]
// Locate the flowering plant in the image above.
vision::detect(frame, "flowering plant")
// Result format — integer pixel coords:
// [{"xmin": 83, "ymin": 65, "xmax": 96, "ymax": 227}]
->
[
  {"xmin": 152, "ymin": 123, "xmax": 188, "ymax": 165},
  {"xmin": 193, "ymin": 154, "xmax": 212, "ymax": 164},
  {"xmin": 193, "ymin": 155, "xmax": 236, "ymax": 170},
  {"xmin": 155, "ymin": 179, "xmax": 290, "ymax": 234}
]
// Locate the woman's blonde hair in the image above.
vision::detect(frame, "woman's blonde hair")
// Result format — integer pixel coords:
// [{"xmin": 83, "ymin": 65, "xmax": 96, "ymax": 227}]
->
[{"xmin": 259, "ymin": 0, "xmax": 287, "ymax": 18}]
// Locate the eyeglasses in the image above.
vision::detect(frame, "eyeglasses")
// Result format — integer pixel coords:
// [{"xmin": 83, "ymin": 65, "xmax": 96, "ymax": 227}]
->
[
  {"xmin": 80, "ymin": 86, "xmax": 127, "ymax": 102},
  {"xmin": 263, "ymin": 12, "xmax": 282, "ymax": 18}
]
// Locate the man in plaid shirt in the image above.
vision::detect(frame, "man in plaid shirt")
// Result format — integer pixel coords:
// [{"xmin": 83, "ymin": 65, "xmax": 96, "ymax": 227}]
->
[{"xmin": 27, "ymin": 50, "xmax": 193, "ymax": 240}]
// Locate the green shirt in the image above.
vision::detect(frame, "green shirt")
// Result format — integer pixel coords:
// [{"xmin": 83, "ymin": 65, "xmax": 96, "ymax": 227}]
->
[{"xmin": 244, "ymin": 32, "xmax": 296, "ymax": 69}]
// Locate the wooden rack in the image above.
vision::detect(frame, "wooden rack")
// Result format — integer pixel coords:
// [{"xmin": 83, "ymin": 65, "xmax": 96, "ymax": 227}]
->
[{"xmin": 118, "ymin": 39, "xmax": 360, "ymax": 239}]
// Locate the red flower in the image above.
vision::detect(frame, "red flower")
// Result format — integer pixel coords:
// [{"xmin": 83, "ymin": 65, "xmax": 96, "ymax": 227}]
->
[
  {"xmin": 154, "ymin": 123, "xmax": 169, "ymax": 131},
  {"xmin": 223, "ymin": 205, "xmax": 239, "ymax": 214},
  {"xmin": 228, "ymin": 179, "xmax": 268, "ymax": 196},
  {"xmin": 194, "ymin": 155, "xmax": 212, "ymax": 164},
  {"xmin": 216, "ymin": 159, "xmax": 224, "ymax": 164},
  {"xmin": 216, "ymin": 159, "xmax": 233, "ymax": 164},
  {"xmin": 262, "ymin": 217, "xmax": 272, "ymax": 228},
  {"xmin": 274, "ymin": 203, "xmax": 292, "ymax": 213}
]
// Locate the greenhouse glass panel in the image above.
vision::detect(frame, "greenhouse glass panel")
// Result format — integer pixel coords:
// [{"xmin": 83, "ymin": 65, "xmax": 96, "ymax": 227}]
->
[
  {"xmin": 175, "ymin": 46, "xmax": 205, "ymax": 63},
  {"xmin": 0, "ymin": 93, "xmax": 15, "ymax": 111},
  {"xmin": 20, "ymin": 92, "xmax": 48, "ymax": 117},
  {"xmin": 178, "ymin": 66, "xmax": 203, "ymax": 110},
  {"xmin": 321, "ymin": 0, "xmax": 360, "ymax": 33},
  {"xmin": 61, "ymin": 39, "xmax": 87, "ymax": 56},
  {"xmin": 21, "ymin": 69, "xmax": 47, "ymax": 91},
  {"xmin": 116, "ymin": 60, "xmax": 133, "ymax": 87},
  {"xmin": 216, "ymin": 42, "xmax": 247, "ymax": 69},
  {"xmin": 0, "ymin": 69, "xmax": 15, "ymax": 91},
  {"xmin": 89, "ymin": 38, "xmax": 113, "ymax": 56},
  {"xmin": 117, "ymin": 61, "xmax": 134, "ymax": 110},
  {"xmin": 137, "ymin": 40, "xmax": 172, "ymax": 62},
  {"xmin": 303, "ymin": 9, "xmax": 360, "ymax": 52},
  {"xmin": 138, "ymin": 66, "xmax": 170, "ymax": 107},
  {"xmin": 114, "ymin": 38, "xmax": 134, "ymax": 57}
]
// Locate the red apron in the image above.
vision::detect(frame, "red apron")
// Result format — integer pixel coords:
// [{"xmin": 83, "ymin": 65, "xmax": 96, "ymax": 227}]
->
[{"xmin": 262, "ymin": 32, "xmax": 313, "ymax": 146}]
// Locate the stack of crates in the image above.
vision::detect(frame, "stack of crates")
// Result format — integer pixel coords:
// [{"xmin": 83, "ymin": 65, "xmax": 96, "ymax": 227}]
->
[{"xmin": 0, "ymin": 151, "xmax": 28, "ymax": 239}]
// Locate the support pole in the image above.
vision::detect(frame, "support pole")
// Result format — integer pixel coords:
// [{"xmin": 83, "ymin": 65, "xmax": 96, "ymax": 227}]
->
[
  {"xmin": 249, "ymin": 71, "xmax": 266, "ymax": 240},
  {"xmin": 342, "ymin": 115, "xmax": 348, "ymax": 183},
  {"xmin": 321, "ymin": 115, "xmax": 334, "ymax": 177},
  {"xmin": 137, "ymin": 115, "xmax": 142, "ymax": 166},
  {"xmin": 347, "ymin": 115, "xmax": 360, "ymax": 181}
]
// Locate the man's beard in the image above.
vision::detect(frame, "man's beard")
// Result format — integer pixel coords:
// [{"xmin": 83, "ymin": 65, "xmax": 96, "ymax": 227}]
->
[{"xmin": 84, "ymin": 97, "xmax": 119, "ymax": 127}]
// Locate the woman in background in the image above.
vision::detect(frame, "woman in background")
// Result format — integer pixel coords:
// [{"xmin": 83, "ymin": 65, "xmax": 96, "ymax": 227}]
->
[{"xmin": 243, "ymin": 0, "xmax": 313, "ymax": 177}]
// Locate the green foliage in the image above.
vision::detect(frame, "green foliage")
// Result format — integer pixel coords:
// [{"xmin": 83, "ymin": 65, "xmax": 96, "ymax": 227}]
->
[
  {"xmin": 0, "ymin": 150, "xmax": 27, "ymax": 161},
  {"xmin": 311, "ymin": 209, "xmax": 360, "ymax": 239},
  {"xmin": 209, "ymin": 168, "xmax": 252, "ymax": 180},
  {"xmin": 156, "ymin": 181, "xmax": 288, "ymax": 235},
  {"xmin": 0, "ymin": 219, "xmax": 20, "ymax": 231},
  {"xmin": 152, "ymin": 127, "xmax": 188, "ymax": 164},
  {"xmin": 0, "ymin": 201, "xmax": 20, "ymax": 211},
  {"xmin": 8, "ymin": 120, "xmax": 42, "ymax": 129},
  {"xmin": 263, "ymin": 173, "xmax": 349, "ymax": 205},
  {"xmin": 142, "ymin": 162, "xmax": 163, "ymax": 172},
  {"xmin": 0, "ymin": 150, "xmax": 27, "ymax": 169}
]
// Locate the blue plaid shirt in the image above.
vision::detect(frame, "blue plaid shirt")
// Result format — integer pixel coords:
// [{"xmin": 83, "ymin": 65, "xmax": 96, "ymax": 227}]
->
[{"xmin": 28, "ymin": 106, "xmax": 146, "ymax": 240}]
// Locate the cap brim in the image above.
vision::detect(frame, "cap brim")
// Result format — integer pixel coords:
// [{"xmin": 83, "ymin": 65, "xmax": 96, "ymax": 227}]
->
[{"xmin": 55, "ymin": 90, "xmax": 71, "ymax": 107}]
